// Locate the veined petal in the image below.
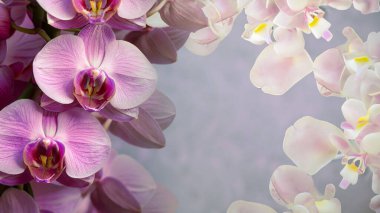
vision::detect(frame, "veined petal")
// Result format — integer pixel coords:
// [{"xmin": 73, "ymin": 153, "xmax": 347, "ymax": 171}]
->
[
  {"xmin": 270, "ymin": 165, "xmax": 317, "ymax": 206},
  {"xmin": 0, "ymin": 170, "xmax": 32, "ymax": 186},
  {"xmin": 32, "ymin": 182, "xmax": 82, "ymax": 213},
  {"xmin": 99, "ymin": 105, "xmax": 138, "ymax": 122},
  {"xmin": 47, "ymin": 13, "xmax": 88, "ymax": 30},
  {"xmin": 0, "ymin": 188, "xmax": 39, "ymax": 213},
  {"xmin": 79, "ymin": 24, "xmax": 116, "ymax": 68},
  {"xmin": 250, "ymin": 45, "xmax": 312, "ymax": 95},
  {"xmin": 0, "ymin": 3, "xmax": 11, "ymax": 40},
  {"xmin": 33, "ymin": 35, "xmax": 89, "ymax": 104},
  {"xmin": 227, "ymin": 200, "xmax": 277, "ymax": 213},
  {"xmin": 283, "ymin": 116, "xmax": 342, "ymax": 175},
  {"xmin": 102, "ymin": 155, "xmax": 157, "ymax": 208},
  {"xmin": 140, "ymin": 90, "xmax": 176, "ymax": 130},
  {"xmin": 273, "ymin": 28, "xmax": 305, "ymax": 56},
  {"xmin": 100, "ymin": 40, "xmax": 157, "ymax": 109},
  {"xmin": 36, "ymin": 0, "xmax": 76, "ymax": 20},
  {"xmin": 0, "ymin": 66, "xmax": 14, "ymax": 110},
  {"xmin": 0, "ymin": 100, "xmax": 44, "ymax": 175},
  {"xmin": 118, "ymin": 0, "xmax": 156, "ymax": 19},
  {"xmin": 54, "ymin": 108, "xmax": 111, "ymax": 178}
]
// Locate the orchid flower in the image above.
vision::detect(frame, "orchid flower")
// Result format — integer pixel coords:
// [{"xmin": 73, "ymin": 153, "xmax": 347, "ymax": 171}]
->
[
  {"xmin": 353, "ymin": 0, "xmax": 380, "ymax": 14},
  {"xmin": 33, "ymin": 23, "xmax": 157, "ymax": 112},
  {"xmin": 37, "ymin": 0, "xmax": 156, "ymax": 29},
  {"xmin": 227, "ymin": 165, "xmax": 341, "ymax": 213},
  {"xmin": 0, "ymin": 99, "xmax": 111, "ymax": 184}
]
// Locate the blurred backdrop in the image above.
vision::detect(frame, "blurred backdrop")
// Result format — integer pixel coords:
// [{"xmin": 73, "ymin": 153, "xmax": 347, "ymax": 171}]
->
[{"xmin": 113, "ymin": 7, "xmax": 380, "ymax": 213}]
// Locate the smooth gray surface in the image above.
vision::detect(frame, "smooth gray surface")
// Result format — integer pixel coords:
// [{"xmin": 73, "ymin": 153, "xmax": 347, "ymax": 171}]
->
[{"xmin": 113, "ymin": 8, "xmax": 380, "ymax": 213}]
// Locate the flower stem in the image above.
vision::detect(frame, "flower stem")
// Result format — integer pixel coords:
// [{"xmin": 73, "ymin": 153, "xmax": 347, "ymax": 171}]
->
[
  {"xmin": 11, "ymin": 22, "xmax": 51, "ymax": 42},
  {"xmin": 103, "ymin": 119, "xmax": 113, "ymax": 130}
]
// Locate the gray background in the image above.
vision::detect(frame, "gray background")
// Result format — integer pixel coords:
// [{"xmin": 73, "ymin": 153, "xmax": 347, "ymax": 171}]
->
[{"xmin": 113, "ymin": 7, "xmax": 380, "ymax": 213}]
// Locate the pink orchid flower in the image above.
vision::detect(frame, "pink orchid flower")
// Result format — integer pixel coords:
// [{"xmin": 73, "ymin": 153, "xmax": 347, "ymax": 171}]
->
[
  {"xmin": 228, "ymin": 165, "xmax": 341, "ymax": 213},
  {"xmin": 33, "ymin": 24, "xmax": 157, "ymax": 112},
  {"xmin": 37, "ymin": 0, "xmax": 156, "ymax": 29},
  {"xmin": 0, "ymin": 188, "xmax": 39, "ymax": 213},
  {"xmin": 0, "ymin": 99, "xmax": 111, "ymax": 184},
  {"xmin": 353, "ymin": 0, "xmax": 380, "ymax": 14}
]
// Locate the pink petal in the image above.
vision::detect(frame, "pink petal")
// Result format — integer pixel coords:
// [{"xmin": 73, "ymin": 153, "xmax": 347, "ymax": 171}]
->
[
  {"xmin": 269, "ymin": 165, "xmax": 317, "ymax": 206},
  {"xmin": 273, "ymin": 12, "xmax": 307, "ymax": 32},
  {"xmin": 329, "ymin": 135, "xmax": 354, "ymax": 156},
  {"xmin": 102, "ymin": 155, "xmax": 157, "ymax": 207},
  {"xmin": 140, "ymin": 90, "xmax": 176, "ymax": 130},
  {"xmin": 79, "ymin": 24, "xmax": 116, "ymax": 68},
  {"xmin": 159, "ymin": 0, "xmax": 208, "ymax": 32},
  {"xmin": 109, "ymin": 108, "xmax": 166, "ymax": 148},
  {"xmin": 283, "ymin": 116, "xmax": 342, "ymax": 175},
  {"xmin": 0, "ymin": 41, "xmax": 5, "ymax": 63},
  {"xmin": 33, "ymin": 34, "xmax": 89, "ymax": 104},
  {"xmin": 341, "ymin": 99, "xmax": 367, "ymax": 126},
  {"xmin": 99, "ymin": 105, "xmax": 138, "ymax": 122},
  {"xmin": 117, "ymin": 0, "xmax": 155, "ymax": 19},
  {"xmin": 313, "ymin": 48, "xmax": 347, "ymax": 96},
  {"xmin": 245, "ymin": 0, "xmax": 279, "ymax": 21},
  {"xmin": 274, "ymin": 0, "xmax": 308, "ymax": 15},
  {"xmin": 353, "ymin": 0, "xmax": 380, "ymax": 14},
  {"xmin": 273, "ymin": 28, "xmax": 305, "ymax": 56},
  {"xmin": 47, "ymin": 13, "xmax": 88, "ymax": 30},
  {"xmin": 227, "ymin": 200, "xmax": 277, "ymax": 213},
  {"xmin": 4, "ymin": 16, "xmax": 45, "ymax": 67},
  {"xmin": 367, "ymin": 32, "xmax": 380, "ymax": 59},
  {"xmin": 36, "ymin": 0, "xmax": 76, "ymax": 20},
  {"xmin": 0, "ymin": 188, "xmax": 39, "ymax": 213},
  {"xmin": 0, "ymin": 100, "xmax": 44, "ymax": 175},
  {"xmin": 57, "ymin": 171, "xmax": 95, "ymax": 187},
  {"xmin": 100, "ymin": 40, "xmax": 157, "ymax": 109},
  {"xmin": 143, "ymin": 185, "xmax": 178, "ymax": 213},
  {"xmin": 32, "ymin": 182, "xmax": 82, "ymax": 213},
  {"xmin": 361, "ymin": 133, "xmax": 380, "ymax": 155},
  {"xmin": 250, "ymin": 45, "xmax": 313, "ymax": 95},
  {"xmin": 108, "ymin": 14, "xmax": 146, "ymax": 31},
  {"xmin": 40, "ymin": 93, "xmax": 79, "ymax": 113},
  {"xmin": 0, "ymin": 3, "xmax": 11, "ymax": 40},
  {"xmin": 0, "ymin": 170, "xmax": 32, "ymax": 185},
  {"xmin": 370, "ymin": 195, "xmax": 380, "ymax": 212},
  {"xmin": 323, "ymin": 0, "xmax": 352, "ymax": 10},
  {"xmin": 54, "ymin": 108, "xmax": 111, "ymax": 178},
  {"xmin": 372, "ymin": 169, "xmax": 380, "ymax": 194}
]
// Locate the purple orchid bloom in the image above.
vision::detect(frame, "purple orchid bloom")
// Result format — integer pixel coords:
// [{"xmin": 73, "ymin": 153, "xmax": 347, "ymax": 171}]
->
[
  {"xmin": 0, "ymin": 99, "xmax": 111, "ymax": 184},
  {"xmin": 33, "ymin": 23, "xmax": 157, "ymax": 112},
  {"xmin": 37, "ymin": 0, "xmax": 156, "ymax": 29}
]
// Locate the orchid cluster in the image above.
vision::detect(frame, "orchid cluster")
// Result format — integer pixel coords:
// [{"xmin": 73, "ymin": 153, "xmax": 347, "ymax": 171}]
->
[{"xmin": 0, "ymin": 0, "xmax": 379, "ymax": 211}]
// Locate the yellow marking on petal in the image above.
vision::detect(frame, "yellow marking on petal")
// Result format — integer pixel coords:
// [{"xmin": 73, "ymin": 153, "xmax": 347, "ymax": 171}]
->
[
  {"xmin": 308, "ymin": 16, "xmax": 319, "ymax": 28},
  {"xmin": 347, "ymin": 163, "xmax": 359, "ymax": 172},
  {"xmin": 315, "ymin": 200, "xmax": 329, "ymax": 209},
  {"xmin": 97, "ymin": 0, "xmax": 102, "ymax": 11},
  {"xmin": 357, "ymin": 112, "xmax": 370, "ymax": 129},
  {"xmin": 40, "ymin": 155, "xmax": 48, "ymax": 168},
  {"xmin": 90, "ymin": 0, "xmax": 97, "ymax": 13},
  {"xmin": 354, "ymin": 56, "xmax": 370, "ymax": 64},
  {"xmin": 253, "ymin": 23, "xmax": 267, "ymax": 33}
]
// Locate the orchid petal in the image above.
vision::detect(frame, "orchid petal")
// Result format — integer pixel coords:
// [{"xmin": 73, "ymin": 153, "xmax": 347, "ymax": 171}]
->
[
  {"xmin": 269, "ymin": 165, "xmax": 317, "ymax": 206},
  {"xmin": 140, "ymin": 90, "xmax": 176, "ymax": 130},
  {"xmin": 227, "ymin": 200, "xmax": 277, "ymax": 213},
  {"xmin": 102, "ymin": 155, "xmax": 157, "ymax": 207},
  {"xmin": 283, "ymin": 116, "xmax": 342, "ymax": 175},
  {"xmin": 0, "ymin": 188, "xmax": 39, "ymax": 213},
  {"xmin": 341, "ymin": 99, "xmax": 367, "ymax": 126},
  {"xmin": 273, "ymin": 28, "xmax": 305, "ymax": 56},
  {"xmin": 57, "ymin": 171, "xmax": 94, "ymax": 187},
  {"xmin": 108, "ymin": 14, "xmax": 146, "ymax": 31},
  {"xmin": 117, "ymin": 0, "xmax": 155, "ymax": 19},
  {"xmin": 0, "ymin": 100, "xmax": 44, "ymax": 175},
  {"xmin": 143, "ymin": 185, "xmax": 177, "ymax": 213},
  {"xmin": 323, "ymin": 0, "xmax": 352, "ymax": 10},
  {"xmin": 0, "ymin": 66, "xmax": 14, "ymax": 109},
  {"xmin": 361, "ymin": 133, "xmax": 380, "ymax": 155},
  {"xmin": 250, "ymin": 45, "xmax": 312, "ymax": 95},
  {"xmin": 99, "ymin": 105, "xmax": 138, "ymax": 122},
  {"xmin": 110, "ymin": 108, "xmax": 166, "ymax": 148},
  {"xmin": 47, "ymin": 14, "xmax": 88, "ymax": 30},
  {"xmin": 36, "ymin": 0, "xmax": 76, "ymax": 20},
  {"xmin": 245, "ymin": 0, "xmax": 279, "ymax": 21},
  {"xmin": 159, "ymin": 0, "xmax": 208, "ymax": 32},
  {"xmin": 100, "ymin": 40, "xmax": 157, "ymax": 109},
  {"xmin": 0, "ymin": 3, "xmax": 11, "ymax": 40},
  {"xmin": 370, "ymin": 195, "xmax": 380, "ymax": 212},
  {"xmin": 33, "ymin": 35, "xmax": 89, "ymax": 104},
  {"xmin": 40, "ymin": 93, "xmax": 78, "ymax": 113},
  {"xmin": 54, "ymin": 108, "xmax": 111, "ymax": 178},
  {"xmin": 0, "ymin": 170, "xmax": 32, "ymax": 185},
  {"xmin": 32, "ymin": 182, "xmax": 82, "ymax": 213},
  {"xmin": 79, "ymin": 24, "xmax": 116, "ymax": 68},
  {"xmin": 372, "ymin": 169, "xmax": 380, "ymax": 194},
  {"xmin": 353, "ymin": 0, "xmax": 380, "ymax": 14},
  {"xmin": 367, "ymin": 32, "xmax": 380, "ymax": 59}
]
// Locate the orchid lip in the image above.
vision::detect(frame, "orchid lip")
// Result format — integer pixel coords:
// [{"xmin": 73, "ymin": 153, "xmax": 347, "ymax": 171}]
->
[
  {"xmin": 73, "ymin": 0, "xmax": 120, "ymax": 23},
  {"xmin": 74, "ymin": 68, "xmax": 116, "ymax": 112},
  {"xmin": 23, "ymin": 138, "xmax": 65, "ymax": 183}
]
